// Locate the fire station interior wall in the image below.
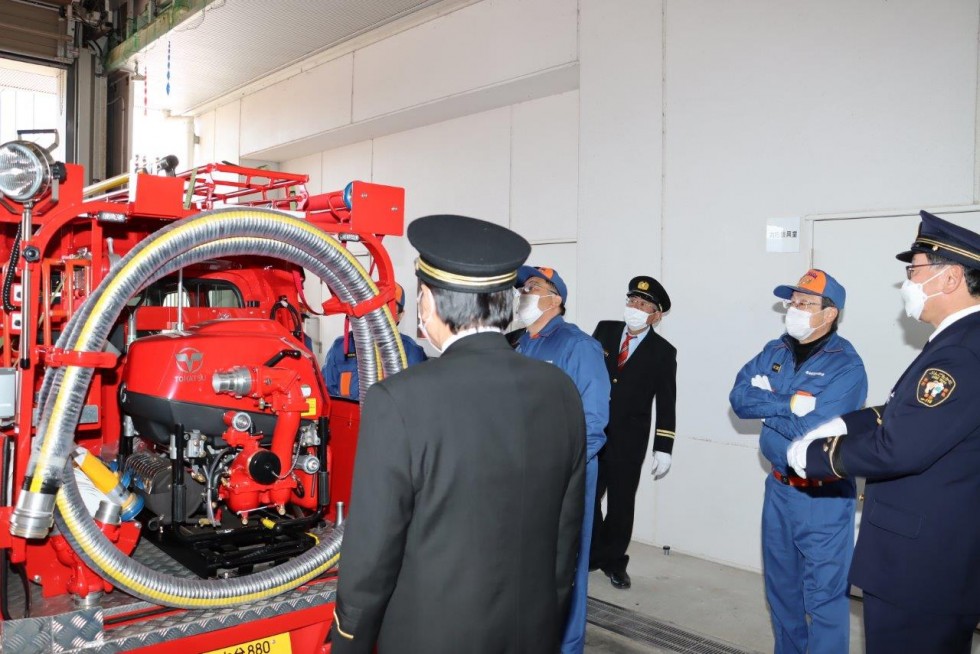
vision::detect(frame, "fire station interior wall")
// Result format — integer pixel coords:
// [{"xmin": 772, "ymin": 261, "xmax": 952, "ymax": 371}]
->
[{"xmin": 192, "ymin": 0, "xmax": 980, "ymax": 574}]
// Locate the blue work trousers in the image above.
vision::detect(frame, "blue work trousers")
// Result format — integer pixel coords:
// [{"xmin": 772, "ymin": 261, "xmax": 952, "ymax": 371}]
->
[
  {"xmin": 561, "ymin": 456, "xmax": 597, "ymax": 654},
  {"xmin": 761, "ymin": 475, "xmax": 854, "ymax": 654}
]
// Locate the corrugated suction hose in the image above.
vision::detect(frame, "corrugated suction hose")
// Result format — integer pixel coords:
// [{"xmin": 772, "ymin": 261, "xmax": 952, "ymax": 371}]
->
[{"xmin": 12, "ymin": 209, "xmax": 407, "ymax": 607}]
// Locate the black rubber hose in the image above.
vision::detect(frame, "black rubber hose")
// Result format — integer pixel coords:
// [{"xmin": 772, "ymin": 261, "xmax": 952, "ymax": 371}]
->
[
  {"xmin": 269, "ymin": 296, "xmax": 303, "ymax": 340},
  {"xmin": 2, "ymin": 223, "xmax": 23, "ymax": 313},
  {"xmin": 0, "ymin": 548, "xmax": 10, "ymax": 621},
  {"xmin": 0, "ymin": 437, "xmax": 26, "ymax": 619}
]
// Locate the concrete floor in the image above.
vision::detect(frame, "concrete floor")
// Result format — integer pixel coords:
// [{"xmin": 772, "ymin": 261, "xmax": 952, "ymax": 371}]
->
[{"xmin": 583, "ymin": 540, "xmax": 980, "ymax": 653}]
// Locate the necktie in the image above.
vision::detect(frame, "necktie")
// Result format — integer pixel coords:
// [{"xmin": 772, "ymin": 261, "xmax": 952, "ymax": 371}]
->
[{"xmin": 618, "ymin": 333, "xmax": 634, "ymax": 370}]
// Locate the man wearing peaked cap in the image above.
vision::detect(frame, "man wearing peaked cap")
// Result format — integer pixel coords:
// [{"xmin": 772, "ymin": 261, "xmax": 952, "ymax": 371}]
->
[
  {"xmin": 590, "ymin": 276, "xmax": 676, "ymax": 591},
  {"xmin": 322, "ymin": 282, "xmax": 427, "ymax": 400},
  {"xmin": 512, "ymin": 264, "xmax": 610, "ymax": 654},
  {"xmin": 731, "ymin": 268, "xmax": 868, "ymax": 654},
  {"xmin": 789, "ymin": 211, "xmax": 980, "ymax": 654},
  {"xmin": 331, "ymin": 215, "xmax": 586, "ymax": 654}
]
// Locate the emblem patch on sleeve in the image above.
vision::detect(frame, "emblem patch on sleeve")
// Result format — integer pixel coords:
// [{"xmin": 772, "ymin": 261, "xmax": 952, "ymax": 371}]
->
[{"xmin": 917, "ymin": 368, "xmax": 956, "ymax": 407}]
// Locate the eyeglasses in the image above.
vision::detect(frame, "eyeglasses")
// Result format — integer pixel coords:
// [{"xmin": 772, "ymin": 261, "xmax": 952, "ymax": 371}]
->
[
  {"xmin": 904, "ymin": 263, "xmax": 945, "ymax": 280},
  {"xmin": 625, "ymin": 296, "xmax": 660, "ymax": 312},
  {"xmin": 519, "ymin": 282, "xmax": 555, "ymax": 296},
  {"xmin": 781, "ymin": 299, "xmax": 823, "ymax": 311}
]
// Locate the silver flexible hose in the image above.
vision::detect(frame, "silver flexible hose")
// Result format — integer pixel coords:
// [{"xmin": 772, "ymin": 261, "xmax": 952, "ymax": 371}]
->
[
  {"xmin": 55, "ymin": 466, "xmax": 345, "ymax": 606},
  {"xmin": 25, "ymin": 210, "xmax": 403, "ymax": 498},
  {"xmin": 14, "ymin": 211, "xmax": 405, "ymax": 606}
]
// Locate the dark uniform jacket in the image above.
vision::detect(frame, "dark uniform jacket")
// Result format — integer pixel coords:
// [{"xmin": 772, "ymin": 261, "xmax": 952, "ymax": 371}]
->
[
  {"xmin": 331, "ymin": 332, "xmax": 586, "ymax": 654},
  {"xmin": 593, "ymin": 321, "xmax": 677, "ymax": 457},
  {"xmin": 806, "ymin": 310, "xmax": 980, "ymax": 613}
]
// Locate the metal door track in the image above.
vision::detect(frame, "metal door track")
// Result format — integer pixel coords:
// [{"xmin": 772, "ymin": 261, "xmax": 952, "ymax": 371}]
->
[{"xmin": 587, "ymin": 597, "xmax": 757, "ymax": 654}]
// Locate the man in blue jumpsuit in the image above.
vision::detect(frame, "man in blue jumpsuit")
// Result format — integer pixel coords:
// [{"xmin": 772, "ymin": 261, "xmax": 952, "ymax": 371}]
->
[
  {"xmin": 513, "ymin": 265, "xmax": 609, "ymax": 654},
  {"xmin": 730, "ymin": 269, "xmax": 867, "ymax": 654},
  {"xmin": 790, "ymin": 212, "xmax": 980, "ymax": 654},
  {"xmin": 323, "ymin": 282, "xmax": 427, "ymax": 399}
]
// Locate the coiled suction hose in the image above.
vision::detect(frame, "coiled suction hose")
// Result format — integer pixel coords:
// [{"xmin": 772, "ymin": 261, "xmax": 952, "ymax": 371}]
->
[{"xmin": 12, "ymin": 209, "xmax": 407, "ymax": 607}]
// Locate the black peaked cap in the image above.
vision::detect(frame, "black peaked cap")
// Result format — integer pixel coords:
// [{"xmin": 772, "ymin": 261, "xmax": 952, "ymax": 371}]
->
[
  {"xmin": 408, "ymin": 215, "xmax": 531, "ymax": 293},
  {"xmin": 627, "ymin": 275, "xmax": 671, "ymax": 312},
  {"xmin": 896, "ymin": 211, "xmax": 980, "ymax": 271}
]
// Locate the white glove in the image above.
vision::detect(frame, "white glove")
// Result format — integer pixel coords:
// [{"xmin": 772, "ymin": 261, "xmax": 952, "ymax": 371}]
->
[
  {"xmin": 651, "ymin": 451, "xmax": 672, "ymax": 480},
  {"xmin": 750, "ymin": 374, "xmax": 773, "ymax": 391},
  {"xmin": 790, "ymin": 392, "xmax": 816, "ymax": 417},
  {"xmin": 787, "ymin": 417, "xmax": 847, "ymax": 477}
]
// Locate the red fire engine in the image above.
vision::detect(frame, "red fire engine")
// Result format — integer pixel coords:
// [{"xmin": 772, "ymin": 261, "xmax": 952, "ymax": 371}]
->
[{"xmin": 0, "ymin": 135, "xmax": 405, "ymax": 653}]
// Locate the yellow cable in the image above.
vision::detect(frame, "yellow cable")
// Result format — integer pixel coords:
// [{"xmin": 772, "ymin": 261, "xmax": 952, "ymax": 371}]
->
[{"xmin": 74, "ymin": 448, "xmax": 119, "ymax": 495}]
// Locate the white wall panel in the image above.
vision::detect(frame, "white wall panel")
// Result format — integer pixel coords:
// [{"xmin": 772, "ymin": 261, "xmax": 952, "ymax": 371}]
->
[
  {"xmin": 577, "ymin": 0, "xmax": 663, "ymax": 333},
  {"xmin": 511, "ymin": 91, "xmax": 579, "ymax": 243},
  {"xmin": 634, "ymin": 437, "xmax": 767, "ymax": 571},
  {"xmin": 213, "ymin": 100, "xmax": 241, "ymax": 165},
  {"xmin": 0, "ymin": 91, "xmax": 15, "ymax": 143},
  {"xmin": 352, "ymin": 0, "xmax": 577, "ymax": 121},
  {"xmin": 283, "ymin": 152, "xmax": 323, "ymax": 195},
  {"xmin": 192, "ymin": 109, "xmax": 216, "ymax": 167},
  {"xmin": 241, "ymin": 54, "xmax": 353, "ymax": 155},
  {"xmin": 373, "ymin": 107, "xmax": 511, "ymax": 225},
  {"xmin": 322, "ymin": 141, "xmax": 373, "ymax": 194}
]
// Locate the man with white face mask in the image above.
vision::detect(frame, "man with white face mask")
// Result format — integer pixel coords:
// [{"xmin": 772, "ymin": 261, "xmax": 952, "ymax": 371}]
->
[
  {"xmin": 589, "ymin": 276, "xmax": 676, "ymax": 590},
  {"xmin": 729, "ymin": 269, "xmax": 868, "ymax": 654},
  {"xmin": 789, "ymin": 211, "xmax": 980, "ymax": 654},
  {"xmin": 512, "ymin": 265, "xmax": 609, "ymax": 654}
]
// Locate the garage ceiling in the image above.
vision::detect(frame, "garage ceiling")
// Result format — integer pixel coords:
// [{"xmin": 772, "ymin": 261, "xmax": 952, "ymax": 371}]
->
[{"xmin": 121, "ymin": 0, "xmax": 456, "ymax": 116}]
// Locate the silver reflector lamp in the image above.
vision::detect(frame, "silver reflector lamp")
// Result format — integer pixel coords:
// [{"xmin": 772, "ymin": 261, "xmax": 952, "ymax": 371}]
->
[{"xmin": 0, "ymin": 141, "xmax": 54, "ymax": 203}]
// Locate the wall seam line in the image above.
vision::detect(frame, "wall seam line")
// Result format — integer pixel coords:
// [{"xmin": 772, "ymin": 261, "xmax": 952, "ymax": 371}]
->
[{"xmin": 660, "ymin": 0, "xmax": 667, "ymax": 282}]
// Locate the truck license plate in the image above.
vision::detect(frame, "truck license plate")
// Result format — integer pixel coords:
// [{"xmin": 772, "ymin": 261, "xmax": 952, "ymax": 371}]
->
[{"xmin": 203, "ymin": 631, "xmax": 292, "ymax": 654}]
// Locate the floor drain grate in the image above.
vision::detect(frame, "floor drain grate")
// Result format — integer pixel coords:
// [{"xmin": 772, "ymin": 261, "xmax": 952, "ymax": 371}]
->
[{"xmin": 587, "ymin": 597, "xmax": 757, "ymax": 654}]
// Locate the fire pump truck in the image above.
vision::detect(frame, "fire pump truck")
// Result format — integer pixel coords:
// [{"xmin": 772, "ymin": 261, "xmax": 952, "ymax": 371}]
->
[{"xmin": 0, "ymin": 133, "xmax": 407, "ymax": 653}]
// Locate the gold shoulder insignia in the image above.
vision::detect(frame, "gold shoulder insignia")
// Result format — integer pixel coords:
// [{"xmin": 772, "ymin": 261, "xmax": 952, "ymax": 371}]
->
[{"xmin": 916, "ymin": 368, "xmax": 956, "ymax": 407}]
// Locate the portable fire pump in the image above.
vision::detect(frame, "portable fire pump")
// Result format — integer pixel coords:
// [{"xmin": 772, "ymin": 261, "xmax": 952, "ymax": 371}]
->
[{"xmin": 0, "ymin": 134, "xmax": 408, "ymax": 653}]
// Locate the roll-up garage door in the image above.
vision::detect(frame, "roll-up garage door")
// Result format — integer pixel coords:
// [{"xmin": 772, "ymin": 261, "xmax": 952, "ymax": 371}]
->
[{"xmin": 0, "ymin": 0, "xmax": 73, "ymax": 64}]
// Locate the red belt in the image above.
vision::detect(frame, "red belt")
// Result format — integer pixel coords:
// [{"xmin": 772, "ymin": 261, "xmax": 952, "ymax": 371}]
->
[{"xmin": 772, "ymin": 469, "xmax": 836, "ymax": 488}]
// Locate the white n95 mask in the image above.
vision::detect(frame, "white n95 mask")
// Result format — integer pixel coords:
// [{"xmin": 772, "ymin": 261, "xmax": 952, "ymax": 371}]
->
[{"xmin": 900, "ymin": 267, "xmax": 948, "ymax": 320}]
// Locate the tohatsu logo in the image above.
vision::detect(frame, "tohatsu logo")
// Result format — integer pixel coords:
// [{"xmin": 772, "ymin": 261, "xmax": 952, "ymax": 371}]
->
[{"xmin": 175, "ymin": 347, "xmax": 205, "ymax": 382}]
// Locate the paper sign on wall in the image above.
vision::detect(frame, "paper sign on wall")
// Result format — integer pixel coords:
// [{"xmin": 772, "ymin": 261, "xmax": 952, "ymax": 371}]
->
[{"xmin": 766, "ymin": 217, "xmax": 801, "ymax": 253}]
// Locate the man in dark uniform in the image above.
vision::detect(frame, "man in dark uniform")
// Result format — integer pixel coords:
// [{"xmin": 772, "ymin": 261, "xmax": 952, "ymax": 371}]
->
[
  {"xmin": 590, "ymin": 276, "xmax": 676, "ymax": 590},
  {"xmin": 330, "ymin": 215, "xmax": 587, "ymax": 654},
  {"xmin": 789, "ymin": 211, "xmax": 980, "ymax": 654}
]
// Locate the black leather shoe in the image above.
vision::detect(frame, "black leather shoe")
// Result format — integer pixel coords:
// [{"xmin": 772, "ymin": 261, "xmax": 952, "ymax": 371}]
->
[{"xmin": 605, "ymin": 569, "xmax": 631, "ymax": 589}]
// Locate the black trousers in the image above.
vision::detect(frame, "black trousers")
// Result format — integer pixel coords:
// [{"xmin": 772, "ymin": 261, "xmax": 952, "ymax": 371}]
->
[
  {"xmin": 590, "ymin": 453, "xmax": 644, "ymax": 575},
  {"xmin": 863, "ymin": 591, "xmax": 979, "ymax": 654}
]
